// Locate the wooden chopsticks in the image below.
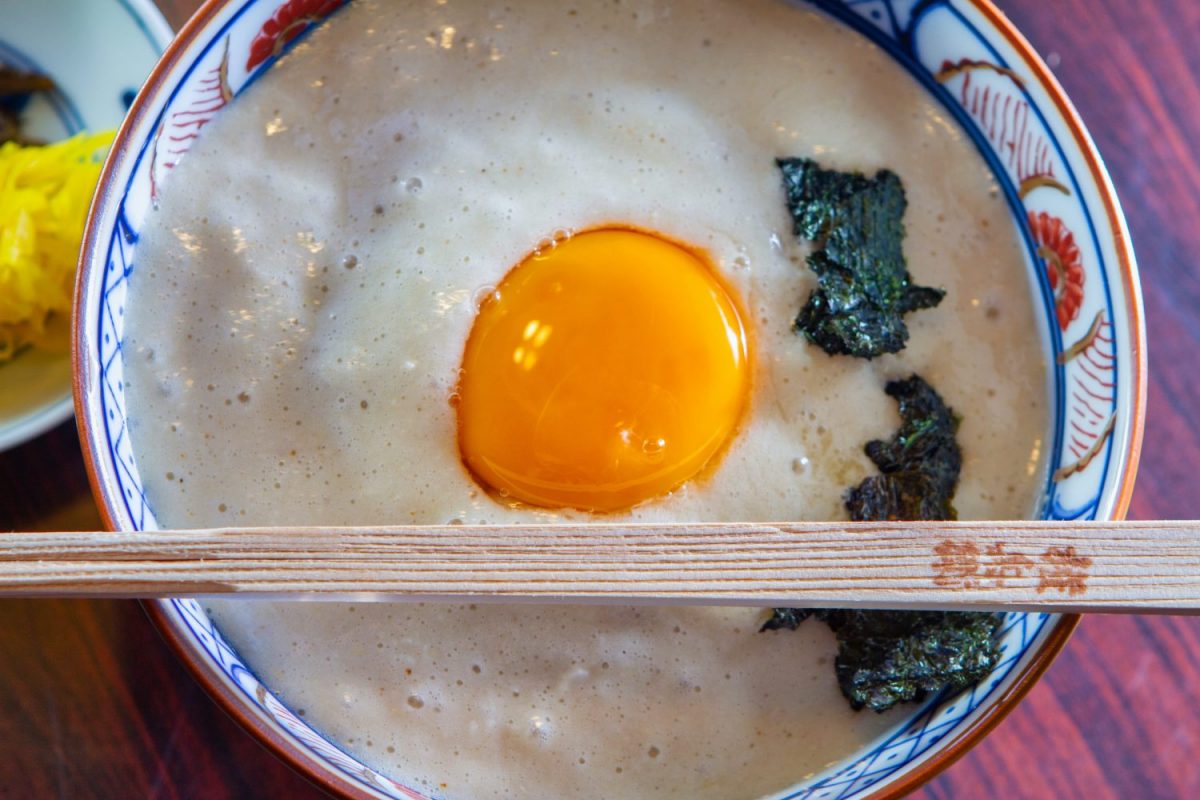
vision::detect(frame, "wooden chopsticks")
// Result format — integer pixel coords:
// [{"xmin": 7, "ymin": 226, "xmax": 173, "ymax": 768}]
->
[{"xmin": 0, "ymin": 520, "xmax": 1195, "ymax": 612}]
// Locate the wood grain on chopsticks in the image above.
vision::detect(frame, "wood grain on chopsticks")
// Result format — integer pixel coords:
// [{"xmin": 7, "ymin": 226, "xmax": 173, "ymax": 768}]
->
[{"xmin": 0, "ymin": 520, "xmax": 1196, "ymax": 612}]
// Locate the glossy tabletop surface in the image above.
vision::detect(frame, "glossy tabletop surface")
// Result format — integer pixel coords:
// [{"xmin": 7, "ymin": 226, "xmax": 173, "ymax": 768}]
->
[{"xmin": 1, "ymin": 0, "xmax": 1198, "ymax": 797}]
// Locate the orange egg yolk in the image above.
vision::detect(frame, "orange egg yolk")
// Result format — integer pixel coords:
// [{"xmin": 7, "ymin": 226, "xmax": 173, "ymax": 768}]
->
[{"xmin": 456, "ymin": 227, "xmax": 750, "ymax": 512}]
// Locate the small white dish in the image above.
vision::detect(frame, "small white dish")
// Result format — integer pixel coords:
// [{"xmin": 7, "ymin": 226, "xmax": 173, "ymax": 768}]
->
[{"xmin": 0, "ymin": 0, "xmax": 171, "ymax": 452}]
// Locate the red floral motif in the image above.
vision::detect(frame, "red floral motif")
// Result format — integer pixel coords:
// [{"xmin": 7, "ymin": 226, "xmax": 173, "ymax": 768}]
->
[
  {"xmin": 936, "ymin": 59, "xmax": 1067, "ymax": 198},
  {"xmin": 150, "ymin": 37, "xmax": 233, "ymax": 205},
  {"xmin": 246, "ymin": 0, "xmax": 345, "ymax": 71},
  {"xmin": 1028, "ymin": 211, "xmax": 1085, "ymax": 329}
]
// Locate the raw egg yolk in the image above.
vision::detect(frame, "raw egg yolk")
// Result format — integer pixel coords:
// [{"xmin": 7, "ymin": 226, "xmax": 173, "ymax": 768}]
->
[{"xmin": 457, "ymin": 227, "xmax": 750, "ymax": 512}]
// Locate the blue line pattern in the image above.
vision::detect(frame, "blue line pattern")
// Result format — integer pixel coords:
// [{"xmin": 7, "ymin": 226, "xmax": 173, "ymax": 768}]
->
[{"xmin": 81, "ymin": 1, "xmax": 1131, "ymax": 798}]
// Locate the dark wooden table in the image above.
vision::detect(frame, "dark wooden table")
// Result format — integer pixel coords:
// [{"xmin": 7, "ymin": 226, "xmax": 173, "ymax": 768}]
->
[{"xmin": 2, "ymin": 0, "xmax": 1197, "ymax": 797}]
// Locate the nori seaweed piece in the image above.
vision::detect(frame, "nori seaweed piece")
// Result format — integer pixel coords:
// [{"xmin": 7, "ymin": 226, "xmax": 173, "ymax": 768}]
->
[
  {"xmin": 760, "ymin": 608, "xmax": 1004, "ymax": 712},
  {"xmin": 759, "ymin": 608, "xmax": 812, "ymax": 631},
  {"xmin": 844, "ymin": 375, "xmax": 962, "ymax": 522},
  {"xmin": 762, "ymin": 376, "xmax": 1003, "ymax": 713},
  {"xmin": 815, "ymin": 609, "xmax": 1004, "ymax": 712},
  {"xmin": 778, "ymin": 157, "xmax": 944, "ymax": 358}
]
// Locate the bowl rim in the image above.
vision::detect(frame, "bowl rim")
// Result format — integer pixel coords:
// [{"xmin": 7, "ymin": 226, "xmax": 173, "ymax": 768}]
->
[{"xmin": 71, "ymin": 0, "xmax": 1147, "ymax": 797}]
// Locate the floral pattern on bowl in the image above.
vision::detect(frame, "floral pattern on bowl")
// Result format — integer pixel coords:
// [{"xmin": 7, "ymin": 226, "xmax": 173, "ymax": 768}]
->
[{"xmin": 73, "ymin": 0, "xmax": 1145, "ymax": 798}]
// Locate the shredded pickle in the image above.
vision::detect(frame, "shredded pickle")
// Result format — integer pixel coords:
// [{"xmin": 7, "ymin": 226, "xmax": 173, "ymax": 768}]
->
[{"xmin": 0, "ymin": 130, "xmax": 114, "ymax": 361}]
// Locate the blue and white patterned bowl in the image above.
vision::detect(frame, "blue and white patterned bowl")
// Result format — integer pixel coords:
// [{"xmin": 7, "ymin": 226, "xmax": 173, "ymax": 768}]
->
[{"xmin": 73, "ymin": 1, "xmax": 1146, "ymax": 797}]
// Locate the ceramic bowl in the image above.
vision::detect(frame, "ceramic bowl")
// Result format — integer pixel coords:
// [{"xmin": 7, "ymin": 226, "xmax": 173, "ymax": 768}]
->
[
  {"xmin": 73, "ymin": 0, "xmax": 1146, "ymax": 797},
  {"xmin": 0, "ymin": 0, "xmax": 170, "ymax": 453}
]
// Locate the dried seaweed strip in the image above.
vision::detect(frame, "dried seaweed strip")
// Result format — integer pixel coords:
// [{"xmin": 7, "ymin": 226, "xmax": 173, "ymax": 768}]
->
[
  {"xmin": 778, "ymin": 158, "xmax": 944, "ymax": 358},
  {"xmin": 762, "ymin": 377, "xmax": 1003, "ymax": 713}
]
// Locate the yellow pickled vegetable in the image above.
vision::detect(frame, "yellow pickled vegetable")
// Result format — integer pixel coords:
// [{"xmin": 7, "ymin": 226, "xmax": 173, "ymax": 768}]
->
[{"xmin": 0, "ymin": 130, "xmax": 113, "ymax": 361}]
